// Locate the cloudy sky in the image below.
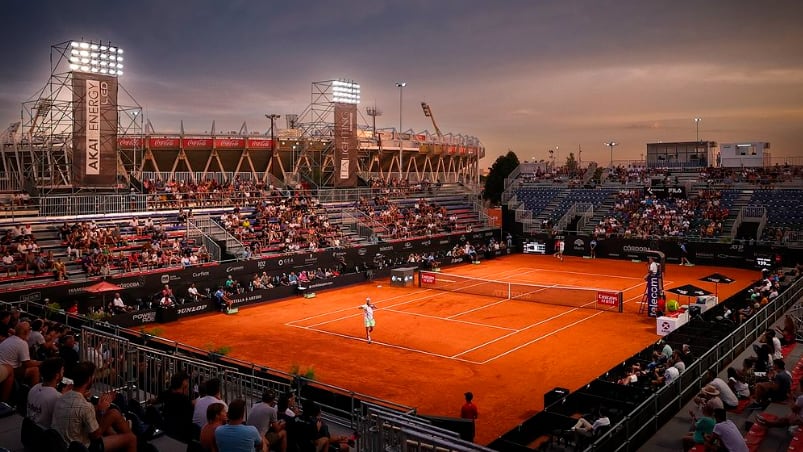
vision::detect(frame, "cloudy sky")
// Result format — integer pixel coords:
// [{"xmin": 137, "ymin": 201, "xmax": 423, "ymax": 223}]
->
[{"xmin": 1, "ymin": 0, "xmax": 802, "ymax": 166}]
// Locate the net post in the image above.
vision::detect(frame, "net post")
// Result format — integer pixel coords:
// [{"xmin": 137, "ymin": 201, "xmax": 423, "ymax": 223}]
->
[
  {"xmin": 618, "ymin": 291, "xmax": 624, "ymax": 313},
  {"xmin": 507, "ymin": 282, "xmax": 511, "ymax": 300}
]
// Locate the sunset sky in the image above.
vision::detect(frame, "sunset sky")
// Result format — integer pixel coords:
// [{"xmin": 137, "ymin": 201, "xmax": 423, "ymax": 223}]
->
[{"xmin": 1, "ymin": 0, "xmax": 802, "ymax": 166}]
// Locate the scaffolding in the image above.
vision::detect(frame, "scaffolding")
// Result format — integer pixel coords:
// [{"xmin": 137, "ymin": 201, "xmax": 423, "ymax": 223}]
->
[{"xmin": 0, "ymin": 40, "xmax": 143, "ymax": 195}]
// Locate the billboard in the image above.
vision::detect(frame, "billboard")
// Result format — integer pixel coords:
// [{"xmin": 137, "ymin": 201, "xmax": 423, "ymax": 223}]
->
[
  {"xmin": 333, "ymin": 103, "xmax": 358, "ymax": 187},
  {"xmin": 72, "ymin": 73, "xmax": 119, "ymax": 187}
]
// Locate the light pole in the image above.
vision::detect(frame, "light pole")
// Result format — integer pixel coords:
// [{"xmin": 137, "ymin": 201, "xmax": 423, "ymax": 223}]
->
[
  {"xmin": 604, "ymin": 141, "xmax": 618, "ymax": 168},
  {"xmin": 395, "ymin": 82, "xmax": 406, "ymax": 180},
  {"xmin": 694, "ymin": 117, "xmax": 701, "ymax": 142},
  {"xmin": 266, "ymin": 114, "xmax": 280, "ymax": 176}
]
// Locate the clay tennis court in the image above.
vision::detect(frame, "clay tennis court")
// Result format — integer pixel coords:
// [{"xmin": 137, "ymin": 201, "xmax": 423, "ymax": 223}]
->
[{"xmin": 157, "ymin": 254, "xmax": 760, "ymax": 444}]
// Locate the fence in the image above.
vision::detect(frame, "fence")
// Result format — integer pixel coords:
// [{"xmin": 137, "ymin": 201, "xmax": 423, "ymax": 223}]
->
[{"xmin": 589, "ymin": 276, "xmax": 803, "ymax": 451}]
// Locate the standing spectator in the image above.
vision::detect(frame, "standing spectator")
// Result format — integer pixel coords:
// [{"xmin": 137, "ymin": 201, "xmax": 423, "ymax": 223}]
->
[
  {"xmin": 26, "ymin": 357, "xmax": 67, "ymax": 428},
  {"xmin": 460, "ymin": 391, "xmax": 479, "ymax": 442},
  {"xmin": 214, "ymin": 399, "xmax": 265, "ymax": 452},
  {"xmin": 59, "ymin": 333, "xmax": 80, "ymax": 378},
  {"xmin": 51, "ymin": 361, "xmax": 137, "ymax": 452}
]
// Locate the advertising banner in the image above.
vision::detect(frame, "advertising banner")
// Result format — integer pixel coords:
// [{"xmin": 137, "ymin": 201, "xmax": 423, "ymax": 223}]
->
[
  {"xmin": 645, "ymin": 274, "xmax": 661, "ymax": 317},
  {"xmin": 182, "ymin": 138, "xmax": 214, "ymax": 149},
  {"xmin": 148, "ymin": 138, "xmax": 180, "ymax": 149},
  {"xmin": 71, "ymin": 73, "xmax": 118, "ymax": 187},
  {"xmin": 333, "ymin": 103, "xmax": 358, "ymax": 187}
]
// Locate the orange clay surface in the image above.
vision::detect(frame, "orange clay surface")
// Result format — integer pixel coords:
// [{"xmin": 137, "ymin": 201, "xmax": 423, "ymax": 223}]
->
[{"xmin": 158, "ymin": 254, "xmax": 759, "ymax": 444}]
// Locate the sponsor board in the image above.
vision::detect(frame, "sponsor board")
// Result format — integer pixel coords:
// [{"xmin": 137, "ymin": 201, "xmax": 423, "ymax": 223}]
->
[
  {"xmin": 596, "ymin": 291, "xmax": 619, "ymax": 307},
  {"xmin": 177, "ymin": 303, "xmax": 211, "ymax": 316},
  {"xmin": 225, "ymin": 265, "xmax": 245, "ymax": 274},
  {"xmin": 420, "ymin": 273, "xmax": 436, "ymax": 284},
  {"xmin": 132, "ymin": 311, "xmax": 157, "ymax": 323}
]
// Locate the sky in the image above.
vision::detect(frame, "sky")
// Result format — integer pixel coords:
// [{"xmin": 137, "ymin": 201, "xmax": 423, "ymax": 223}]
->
[{"xmin": 1, "ymin": 0, "xmax": 802, "ymax": 167}]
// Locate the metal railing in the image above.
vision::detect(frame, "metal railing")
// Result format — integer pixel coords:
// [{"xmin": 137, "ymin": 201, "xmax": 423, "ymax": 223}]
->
[
  {"xmin": 590, "ymin": 276, "xmax": 803, "ymax": 451},
  {"xmin": 185, "ymin": 222, "xmax": 223, "ymax": 262},
  {"xmin": 191, "ymin": 215, "xmax": 246, "ymax": 260}
]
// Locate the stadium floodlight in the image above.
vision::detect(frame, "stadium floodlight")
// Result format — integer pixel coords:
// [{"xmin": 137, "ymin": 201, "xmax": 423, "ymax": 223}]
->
[
  {"xmin": 67, "ymin": 40, "xmax": 125, "ymax": 77},
  {"xmin": 331, "ymin": 79, "xmax": 360, "ymax": 104}
]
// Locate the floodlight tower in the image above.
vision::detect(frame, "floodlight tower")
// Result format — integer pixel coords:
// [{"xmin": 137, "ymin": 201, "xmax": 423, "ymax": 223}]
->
[{"xmin": 8, "ymin": 39, "xmax": 142, "ymax": 195}]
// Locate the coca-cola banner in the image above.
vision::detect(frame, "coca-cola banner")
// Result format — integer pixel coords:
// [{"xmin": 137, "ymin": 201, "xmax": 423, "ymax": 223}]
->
[
  {"xmin": 333, "ymin": 103, "xmax": 358, "ymax": 187},
  {"xmin": 118, "ymin": 137, "xmax": 143, "ymax": 149},
  {"xmin": 71, "ymin": 73, "xmax": 118, "ymax": 187},
  {"xmin": 247, "ymin": 138, "xmax": 273, "ymax": 149},
  {"xmin": 182, "ymin": 138, "xmax": 213, "ymax": 149},
  {"xmin": 148, "ymin": 137, "xmax": 180, "ymax": 149},
  {"xmin": 214, "ymin": 138, "xmax": 245, "ymax": 149}
]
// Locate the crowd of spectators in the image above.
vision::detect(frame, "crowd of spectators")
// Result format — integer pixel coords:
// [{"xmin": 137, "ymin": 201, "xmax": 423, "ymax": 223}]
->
[{"xmin": 357, "ymin": 196, "xmax": 460, "ymax": 239}]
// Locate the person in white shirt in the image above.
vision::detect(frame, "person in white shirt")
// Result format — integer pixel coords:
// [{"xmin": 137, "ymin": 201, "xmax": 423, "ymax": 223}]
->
[
  {"xmin": 702, "ymin": 370, "xmax": 739, "ymax": 410},
  {"xmin": 569, "ymin": 409, "xmax": 610, "ymax": 440},
  {"xmin": 112, "ymin": 293, "xmax": 130, "ymax": 313},
  {"xmin": 27, "ymin": 357, "xmax": 67, "ymax": 428},
  {"xmin": 358, "ymin": 297, "xmax": 378, "ymax": 344},
  {"xmin": 707, "ymin": 409, "xmax": 748, "ymax": 452},
  {"xmin": 192, "ymin": 378, "xmax": 228, "ymax": 428},
  {"xmin": 0, "ymin": 321, "xmax": 40, "ymax": 385}
]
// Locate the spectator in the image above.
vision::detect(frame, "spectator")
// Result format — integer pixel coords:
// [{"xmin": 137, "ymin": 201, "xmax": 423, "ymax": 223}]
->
[
  {"xmin": 682, "ymin": 403, "xmax": 715, "ymax": 451},
  {"xmin": 51, "ymin": 361, "xmax": 137, "ymax": 452},
  {"xmin": 26, "ymin": 357, "xmax": 67, "ymax": 428},
  {"xmin": 193, "ymin": 378, "xmax": 228, "ymax": 428},
  {"xmin": 750, "ymin": 358, "xmax": 792, "ymax": 409},
  {"xmin": 199, "ymin": 402, "xmax": 227, "ymax": 452},
  {"xmin": 155, "ymin": 372, "xmax": 194, "ymax": 442},
  {"xmin": 0, "ymin": 320, "xmax": 40, "ymax": 386},
  {"xmin": 705, "ymin": 408, "xmax": 748, "ymax": 452},
  {"xmin": 214, "ymin": 399, "xmax": 265, "ymax": 452},
  {"xmin": 247, "ymin": 390, "xmax": 287, "ymax": 452},
  {"xmin": 459, "ymin": 391, "xmax": 478, "ymax": 442}
]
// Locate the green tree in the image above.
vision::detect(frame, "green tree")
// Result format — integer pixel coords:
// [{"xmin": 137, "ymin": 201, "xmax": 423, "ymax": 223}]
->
[{"xmin": 483, "ymin": 150, "xmax": 520, "ymax": 205}]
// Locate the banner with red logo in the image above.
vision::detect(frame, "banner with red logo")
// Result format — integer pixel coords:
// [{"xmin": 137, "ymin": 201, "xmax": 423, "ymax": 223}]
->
[
  {"xmin": 182, "ymin": 138, "xmax": 213, "ymax": 149},
  {"xmin": 420, "ymin": 272, "xmax": 436, "ymax": 285},
  {"xmin": 214, "ymin": 138, "xmax": 245, "ymax": 149},
  {"xmin": 118, "ymin": 137, "xmax": 143, "ymax": 149},
  {"xmin": 596, "ymin": 291, "xmax": 623, "ymax": 312},
  {"xmin": 148, "ymin": 138, "xmax": 180, "ymax": 149},
  {"xmin": 247, "ymin": 138, "xmax": 273, "ymax": 149}
]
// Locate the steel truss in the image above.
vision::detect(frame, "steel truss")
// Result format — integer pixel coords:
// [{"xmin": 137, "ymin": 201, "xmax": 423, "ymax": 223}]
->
[{"xmin": 0, "ymin": 40, "xmax": 143, "ymax": 195}]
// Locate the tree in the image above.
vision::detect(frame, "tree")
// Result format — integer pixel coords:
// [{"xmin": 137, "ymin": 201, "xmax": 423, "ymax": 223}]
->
[
  {"xmin": 483, "ymin": 150, "xmax": 520, "ymax": 205},
  {"xmin": 565, "ymin": 152, "xmax": 578, "ymax": 176}
]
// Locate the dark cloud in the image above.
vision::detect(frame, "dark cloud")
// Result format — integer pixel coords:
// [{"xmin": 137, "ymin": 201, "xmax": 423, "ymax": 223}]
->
[{"xmin": 1, "ymin": 0, "xmax": 802, "ymax": 164}]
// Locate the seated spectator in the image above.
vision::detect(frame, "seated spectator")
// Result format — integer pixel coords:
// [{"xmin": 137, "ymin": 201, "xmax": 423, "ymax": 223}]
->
[
  {"xmin": 112, "ymin": 293, "xmax": 132, "ymax": 313},
  {"xmin": 187, "ymin": 283, "xmax": 203, "ymax": 302},
  {"xmin": 700, "ymin": 370, "xmax": 739, "ymax": 410},
  {"xmin": 200, "ymin": 402, "xmax": 227, "ymax": 452},
  {"xmin": 755, "ymin": 378, "xmax": 803, "ymax": 429},
  {"xmin": 682, "ymin": 403, "xmax": 715, "ymax": 451},
  {"xmin": 727, "ymin": 367, "xmax": 750, "ymax": 400},
  {"xmin": 750, "ymin": 358, "xmax": 792, "ymax": 409},
  {"xmin": 192, "ymin": 378, "xmax": 228, "ymax": 429},
  {"xmin": 294, "ymin": 400, "xmax": 349, "ymax": 452},
  {"xmin": 153, "ymin": 372, "xmax": 194, "ymax": 442},
  {"xmin": 214, "ymin": 399, "xmax": 265, "ymax": 452},
  {"xmin": 565, "ymin": 408, "xmax": 610, "ymax": 444},
  {"xmin": 0, "ymin": 321, "xmax": 40, "ymax": 386},
  {"xmin": 705, "ymin": 408, "xmax": 748, "ymax": 452},
  {"xmin": 51, "ymin": 361, "xmax": 137, "ymax": 452},
  {"xmin": 247, "ymin": 390, "xmax": 288, "ymax": 452},
  {"xmin": 27, "ymin": 357, "xmax": 67, "ymax": 428}
]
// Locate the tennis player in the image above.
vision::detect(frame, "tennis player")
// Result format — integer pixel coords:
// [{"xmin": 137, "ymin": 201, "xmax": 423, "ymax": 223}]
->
[
  {"xmin": 554, "ymin": 239, "xmax": 564, "ymax": 262},
  {"xmin": 358, "ymin": 297, "xmax": 377, "ymax": 343}
]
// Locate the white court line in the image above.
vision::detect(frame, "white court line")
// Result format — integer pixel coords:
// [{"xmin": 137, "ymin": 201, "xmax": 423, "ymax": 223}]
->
[
  {"xmin": 446, "ymin": 298, "xmax": 508, "ymax": 320},
  {"xmin": 452, "ymin": 306, "xmax": 583, "ymax": 358},
  {"xmin": 289, "ymin": 324, "xmax": 482, "ymax": 364},
  {"xmin": 477, "ymin": 311, "xmax": 604, "ymax": 364},
  {"xmin": 381, "ymin": 307, "xmax": 517, "ymax": 331},
  {"xmin": 286, "ymin": 288, "xmax": 434, "ymax": 324},
  {"xmin": 527, "ymin": 269, "xmax": 644, "ymax": 280}
]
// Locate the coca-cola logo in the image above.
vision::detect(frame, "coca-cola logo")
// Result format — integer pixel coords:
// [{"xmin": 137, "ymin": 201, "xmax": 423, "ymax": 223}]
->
[
  {"xmin": 183, "ymin": 139, "xmax": 211, "ymax": 147},
  {"xmin": 216, "ymin": 139, "xmax": 242, "ymax": 147},
  {"xmin": 151, "ymin": 139, "xmax": 178, "ymax": 147}
]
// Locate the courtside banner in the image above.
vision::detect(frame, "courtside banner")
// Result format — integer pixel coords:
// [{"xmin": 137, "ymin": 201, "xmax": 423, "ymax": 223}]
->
[
  {"xmin": 72, "ymin": 72, "xmax": 118, "ymax": 187},
  {"xmin": 420, "ymin": 272, "xmax": 436, "ymax": 285}
]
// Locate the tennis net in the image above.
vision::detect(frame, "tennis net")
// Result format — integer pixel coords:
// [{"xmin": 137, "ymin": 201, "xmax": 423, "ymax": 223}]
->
[{"xmin": 418, "ymin": 270, "xmax": 623, "ymax": 312}]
